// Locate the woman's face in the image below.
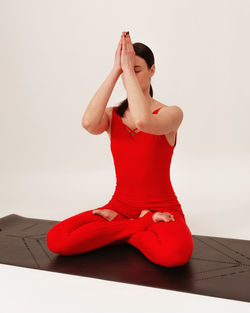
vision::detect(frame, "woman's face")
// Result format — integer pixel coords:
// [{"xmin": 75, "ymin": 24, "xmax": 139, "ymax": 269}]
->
[{"xmin": 121, "ymin": 56, "xmax": 155, "ymax": 93}]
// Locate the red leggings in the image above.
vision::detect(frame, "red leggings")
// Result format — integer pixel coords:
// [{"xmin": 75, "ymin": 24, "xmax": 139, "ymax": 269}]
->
[{"xmin": 46, "ymin": 206, "xmax": 194, "ymax": 267}]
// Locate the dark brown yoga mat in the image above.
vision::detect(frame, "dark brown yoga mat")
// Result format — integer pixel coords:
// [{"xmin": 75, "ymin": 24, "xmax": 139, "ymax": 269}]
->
[{"xmin": 0, "ymin": 214, "xmax": 250, "ymax": 302}]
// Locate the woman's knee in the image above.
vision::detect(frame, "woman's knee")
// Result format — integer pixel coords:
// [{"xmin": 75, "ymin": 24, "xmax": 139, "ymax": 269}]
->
[
  {"xmin": 46, "ymin": 226, "xmax": 58, "ymax": 253},
  {"xmin": 46, "ymin": 224, "xmax": 68, "ymax": 254},
  {"xmin": 46, "ymin": 210, "xmax": 103, "ymax": 254},
  {"xmin": 151, "ymin": 234, "xmax": 194, "ymax": 267},
  {"xmin": 168, "ymin": 237, "xmax": 193, "ymax": 266}
]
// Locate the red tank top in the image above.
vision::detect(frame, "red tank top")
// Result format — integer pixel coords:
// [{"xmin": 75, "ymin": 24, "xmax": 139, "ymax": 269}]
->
[{"xmin": 109, "ymin": 105, "xmax": 184, "ymax": 216}]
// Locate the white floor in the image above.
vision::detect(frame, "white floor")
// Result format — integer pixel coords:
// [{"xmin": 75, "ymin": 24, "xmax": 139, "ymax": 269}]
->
[{"xmin": 1, "ymin": 263, "xmax": 250, "ymax": 313}]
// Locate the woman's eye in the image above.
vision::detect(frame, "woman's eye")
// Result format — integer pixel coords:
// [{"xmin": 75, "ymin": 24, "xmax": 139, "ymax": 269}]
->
[{"xmin": 135, "ymin": 71, "xmax": 140, "ymax": 73}]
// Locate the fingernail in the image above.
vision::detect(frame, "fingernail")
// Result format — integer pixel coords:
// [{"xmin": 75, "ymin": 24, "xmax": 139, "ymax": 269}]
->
[{"xmin": 126, "ymin": 31, "xmax": 129, "ymax": 35}]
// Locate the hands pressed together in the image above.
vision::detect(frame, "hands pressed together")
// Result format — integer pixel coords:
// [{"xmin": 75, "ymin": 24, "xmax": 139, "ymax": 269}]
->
[
  {"xmin": 92, "ymin": 208, "xmax": 175, "ymax": 223},
  {"xmin": 113, "ymin": 31, "xmax": 136, "ymax": 75}
]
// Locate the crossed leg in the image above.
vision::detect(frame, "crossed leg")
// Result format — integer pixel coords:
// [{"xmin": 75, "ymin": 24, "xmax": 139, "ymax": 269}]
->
[
  {"xmin": 125, "ymin": 211, "xmax": 194, "ymax": 267},
  {"xmin": 46, "ymin": 208, "xmax": 154, "ymax": 255},
  {"xmin": 47, "ymin": 207, "xmax": 193, "ymax": 268}
]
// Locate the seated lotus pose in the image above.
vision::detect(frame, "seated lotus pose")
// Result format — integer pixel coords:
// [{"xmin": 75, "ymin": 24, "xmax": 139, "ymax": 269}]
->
[{"xmin": 46, "ymin": 31, "xmax": 194, "ymax": 267}]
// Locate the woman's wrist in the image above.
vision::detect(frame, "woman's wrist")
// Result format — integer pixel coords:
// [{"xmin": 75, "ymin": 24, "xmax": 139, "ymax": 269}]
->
[{"xmin": 112, "ymin": 66, "xmax": 122, "ymax": 77}]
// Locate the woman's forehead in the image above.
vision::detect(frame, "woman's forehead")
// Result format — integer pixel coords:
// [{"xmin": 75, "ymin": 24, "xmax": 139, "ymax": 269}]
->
[{"xmin": 135, "ymin": 56, "xmax": 145, "ymax": 66}]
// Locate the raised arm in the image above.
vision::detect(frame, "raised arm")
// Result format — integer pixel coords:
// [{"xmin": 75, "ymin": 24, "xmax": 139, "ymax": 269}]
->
[{"xmin": 81, "ymin": 35, "xmax": 124, "ymax": 135}]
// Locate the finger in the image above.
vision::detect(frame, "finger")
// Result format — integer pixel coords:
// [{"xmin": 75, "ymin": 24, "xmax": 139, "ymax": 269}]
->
[
  {"xmin": 126, "ymin": 33, "xmax": 133, "ymax": 52},
  {"xmin": 122, "ymin": 35, "xmax": 125, "ymax": 50},
  {"xmin": 121, "ymin": 35, "xmax": 124, "ymax": 52},
  {"xmin": 123, "ymin": 35, "xmax": 126, "ymax": 48},
  {"xmin": 123, "ymin": 34, "xmax": 127, "ymax": 51},
  {"xmin": 126, "ymin": 34, "xmax": 131, "ymax": 52},
  {"xmin": 125, "ymin": 33, "xmax": 129, "ymax": 46},
  {"xmin": 128, "ymin": 34, "xmax": 134, "ymax": 54}
]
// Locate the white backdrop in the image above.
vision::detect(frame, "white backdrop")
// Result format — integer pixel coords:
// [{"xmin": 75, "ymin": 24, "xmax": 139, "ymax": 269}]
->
[{"xmin": 0, "ymin": 0, "xmax": 249, "ymax": 240}]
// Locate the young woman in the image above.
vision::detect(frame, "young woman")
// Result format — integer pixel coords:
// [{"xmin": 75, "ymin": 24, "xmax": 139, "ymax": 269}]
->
[{"xmin": 46, "ymin": 31, "xmax": 194, "ymax": 267}]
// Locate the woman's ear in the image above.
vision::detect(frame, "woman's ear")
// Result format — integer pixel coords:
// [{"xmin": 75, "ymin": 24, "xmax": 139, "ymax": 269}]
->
[{"xmin": 150, "ymin": 64, "xmax": 155, "ymax": 77}]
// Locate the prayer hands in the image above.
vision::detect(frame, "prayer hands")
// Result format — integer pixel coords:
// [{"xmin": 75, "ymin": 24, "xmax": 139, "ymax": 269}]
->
[
  {"xmin": 121, "ymin": 31, "xmax": 136, "ymax": 72},
  {"xmin": 113, "ymin": 31, "xmax": 136, "ymax": 75}
]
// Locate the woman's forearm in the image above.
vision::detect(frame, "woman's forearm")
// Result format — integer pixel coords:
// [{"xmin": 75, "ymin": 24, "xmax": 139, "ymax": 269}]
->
[
  {"xmin": 123, "ymin": 68, "xmax": 150, "ymax": 125},
  {"xmin": 81, "ymin": 68, "xmax": 121, "ymax": 129}
]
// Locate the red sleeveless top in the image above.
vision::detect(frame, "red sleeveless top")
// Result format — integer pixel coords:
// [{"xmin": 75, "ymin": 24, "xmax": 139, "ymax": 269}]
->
[{"xmin": 108, "ymin": 105, "xmax": 184, "ymax": 217}]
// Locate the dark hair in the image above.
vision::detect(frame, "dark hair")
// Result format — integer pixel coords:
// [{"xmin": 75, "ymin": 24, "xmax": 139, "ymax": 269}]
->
[{"xmin": 116, "ymin": 42, "xmax": 155, "ymax": 117}]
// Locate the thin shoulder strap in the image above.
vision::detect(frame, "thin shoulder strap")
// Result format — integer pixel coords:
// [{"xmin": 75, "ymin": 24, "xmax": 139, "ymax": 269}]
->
[
  {"xmin": 152, "ymin": 107, "xmax": 164, "ymax": 114},
  {"xmin": 112, "ymin": 106, "xmax": 118, "ymax": 115}
]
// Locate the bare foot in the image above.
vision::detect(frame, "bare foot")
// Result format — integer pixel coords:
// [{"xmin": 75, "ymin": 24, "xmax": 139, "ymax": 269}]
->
[
  {"xmin": 92, "ymin": 209, "xmax": 118, "ymax": 221},
  {"xmin": 139, "ymin": 209, "xmax": 151, "ymax": 218},
  {"xmin": 152, "ymin": 212, "xmax": 175, "ymax": 223},
  {"xmin": 130, "ymin": 211, "xmax": 175, "ymax": 223}
]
